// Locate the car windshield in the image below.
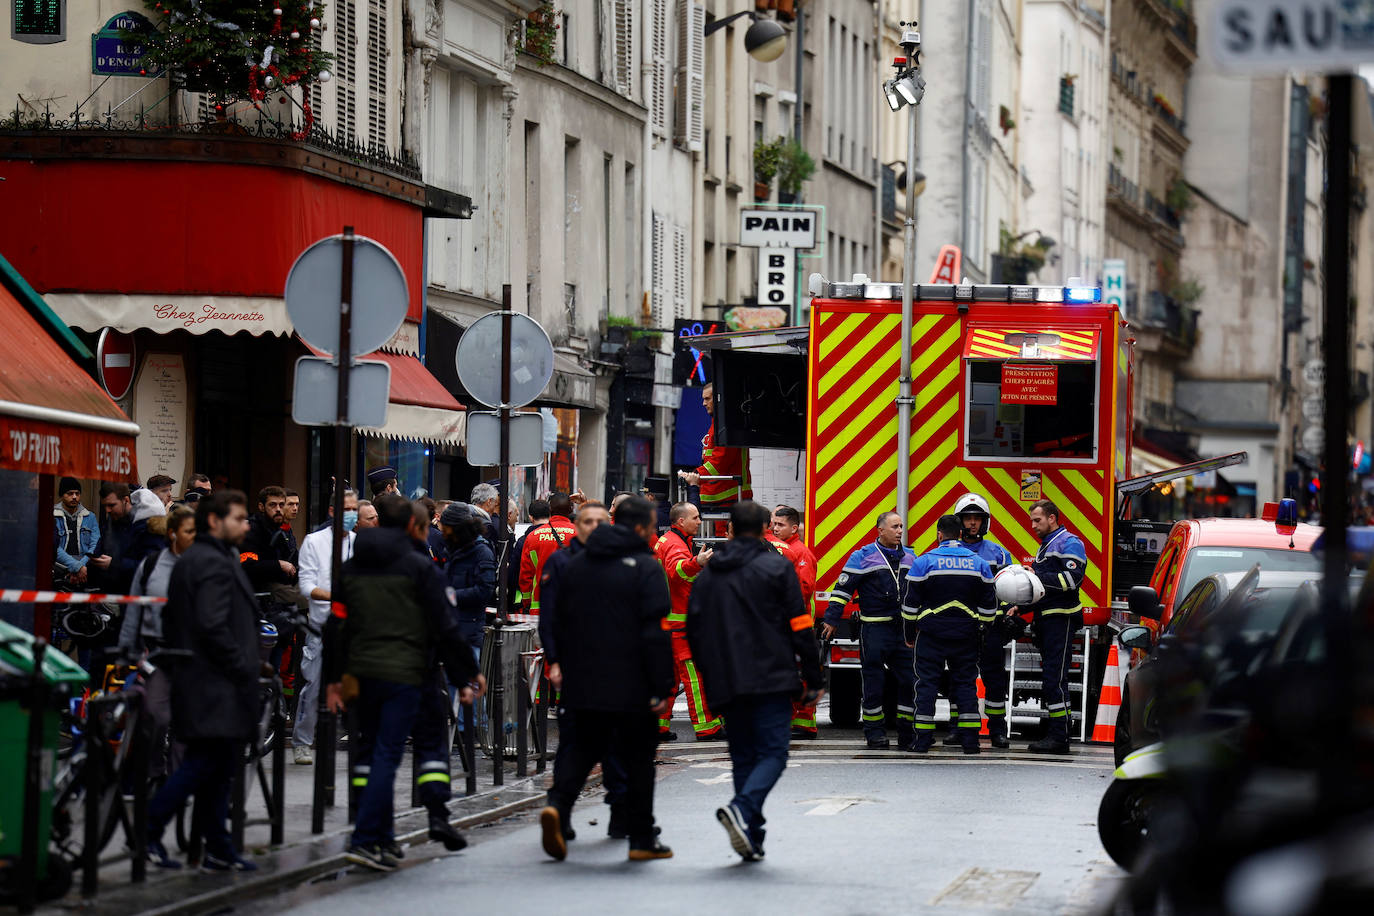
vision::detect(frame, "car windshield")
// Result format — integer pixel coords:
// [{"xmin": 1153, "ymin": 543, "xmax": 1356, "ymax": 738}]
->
[{"xmin": 1178, "ymin": 547, "xmax": 1320, "ymax": 602}]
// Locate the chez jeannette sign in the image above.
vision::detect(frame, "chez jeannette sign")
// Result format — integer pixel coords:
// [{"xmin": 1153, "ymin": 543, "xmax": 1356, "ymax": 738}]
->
[
  {"xmin": 91, "ymin": 11, "xmax": 160, "ymax": 77},
  {"xmin": 43, "ymin": 293, "xmax": 292, "ymax": 337},
  {"xmin": 1001, "ymin": 363, "xmax": 1058, "ymax": 405}
]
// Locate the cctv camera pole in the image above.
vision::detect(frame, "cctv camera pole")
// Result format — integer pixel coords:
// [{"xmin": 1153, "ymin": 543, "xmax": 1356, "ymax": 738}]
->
[{"xmin": 895, "ymin": 26, "xmax": 923, "ymax": 538}]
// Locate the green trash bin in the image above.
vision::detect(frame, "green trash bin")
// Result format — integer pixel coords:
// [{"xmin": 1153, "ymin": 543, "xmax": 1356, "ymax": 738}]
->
[{"xmin": 0, "ymin": 619, "xmax": 88, "ymax": 903}]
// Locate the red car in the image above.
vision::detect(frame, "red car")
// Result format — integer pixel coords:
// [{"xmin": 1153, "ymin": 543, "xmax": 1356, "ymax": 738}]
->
[{"xmin": 1134, "ymin": 503, "xmax": 1322, "ymax": 628}]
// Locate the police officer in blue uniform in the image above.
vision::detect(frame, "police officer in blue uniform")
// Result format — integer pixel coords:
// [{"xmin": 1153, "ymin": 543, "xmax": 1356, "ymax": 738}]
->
[
  {"xmin": 822, "ymin": 511, "xmax": 916, "ymax": 749},
  {"xmin": 1020, "ymin": 498, "xmax": 1087, "ymax": 755},
  {"xmin": 951, "ymin": 493, "xmax": 1017, "ymax": 748},
  {"xmin": 902, "ymin": 515, "xmax": 996, "ymax": 754}
]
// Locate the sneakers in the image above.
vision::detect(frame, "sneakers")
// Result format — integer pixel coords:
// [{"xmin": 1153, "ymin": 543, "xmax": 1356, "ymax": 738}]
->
[
  {"xmin": 201, "ymin": 852, "xmax": 258, "ymax": 873},
  {"xmin": 715, "ymin": 804, "xmax": 757, "ymax": 860},
  {"xmin": 146, "ymin": 838, "xmax": 182, "ymax": 869},
  {"xmin": 540, "ymin": 807, "xmax": 568, "ymax": 861},
  {"xmin": 293, "ymin": 745, "xmax": 314, "ymax": 765},
  {"xmin": 344, "ymin": 844, "xmax": 399, "ymax": 872},
  {"xmin": 628, "ymin": 840, "xmax": 674, "ymax": 861},
  {"xmin": 428, "ymin": 813, "xmax": 468, "ymax": 852},
  {"xmin": 384, "ymin": 841, "xmax": 406, "ymax": 860}
]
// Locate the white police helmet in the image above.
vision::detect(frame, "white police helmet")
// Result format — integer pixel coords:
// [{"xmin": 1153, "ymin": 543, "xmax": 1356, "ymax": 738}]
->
[
  {"xmin": 953, "ymin": 492, "xmax": 991, "ymax": 537},
  {"xmin": 994, "ymin": 565, "xmax": 1045, "ymax": 607}
]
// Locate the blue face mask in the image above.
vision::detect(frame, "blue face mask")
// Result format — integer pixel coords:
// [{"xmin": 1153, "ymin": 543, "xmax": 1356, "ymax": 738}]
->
[{"xmin": 342, "ymin": 510, "xmax": 359, "ymax": 532}]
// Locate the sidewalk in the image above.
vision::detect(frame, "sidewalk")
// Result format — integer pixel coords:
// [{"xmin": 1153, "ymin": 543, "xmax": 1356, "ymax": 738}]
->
[{"xmin": 36, "ymin": 740, "xmax": 552, "ymax": 916}]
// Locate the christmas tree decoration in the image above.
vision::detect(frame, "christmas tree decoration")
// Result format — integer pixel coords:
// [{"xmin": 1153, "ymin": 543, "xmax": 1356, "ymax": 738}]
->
[{"xmin": 126, "ymin": 0, "xmax": 332, "ymax": 136}]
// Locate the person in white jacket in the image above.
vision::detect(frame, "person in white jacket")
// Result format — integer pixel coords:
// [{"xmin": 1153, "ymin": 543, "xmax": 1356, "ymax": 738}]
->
[{"xmin": 293, "ymin": 491, "xmax": 377, "ymax": 763}]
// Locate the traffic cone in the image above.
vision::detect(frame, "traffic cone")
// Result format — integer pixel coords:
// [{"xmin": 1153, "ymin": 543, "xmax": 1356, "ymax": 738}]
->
[
  {"xmin": 1090, "ymin": 644, "xmax": 1124, "ymax": 743},
  {"xmin": 977, "ymin": 677, "xmax": 989, "ymax": 736}
]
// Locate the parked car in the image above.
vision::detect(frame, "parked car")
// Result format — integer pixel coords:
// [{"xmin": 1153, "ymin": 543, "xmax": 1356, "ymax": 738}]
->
[
  {"xmin": 1130, "ymin": 501, "xmax": 1321, "ymax": 629},
  {"xmin": 1114, "ymin": 566, "xmax": 1324, "ymax": 766}
]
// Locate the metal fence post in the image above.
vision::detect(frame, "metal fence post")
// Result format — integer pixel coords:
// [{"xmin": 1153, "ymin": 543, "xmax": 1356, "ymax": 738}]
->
[
  {"xmin": 536, "ymin": 668, "xmax": 549, "ymax": 774},
  {"xmin": 516, "ymin": 661, "xmax": 529, "ymax": 779},
  {"xmin": 491, "ymin": 618, "xmax": 504, "ymax": 786},
  {"xmin": 271, "ymin": 703, "xmax": 286, "ymax": 845},
  {"xmin": 81, "ymin": 696, "xmax": 103, "ymax": 900},
  {"xmin": 463, "ymin": 702, "xmax": 476, "ymax": 797}
]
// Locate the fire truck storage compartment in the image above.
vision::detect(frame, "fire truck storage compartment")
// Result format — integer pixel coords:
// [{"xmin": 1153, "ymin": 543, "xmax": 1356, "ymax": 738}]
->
[{"xmin": 712, "ymin": 349, "xmax": 808, "ymax": 450}]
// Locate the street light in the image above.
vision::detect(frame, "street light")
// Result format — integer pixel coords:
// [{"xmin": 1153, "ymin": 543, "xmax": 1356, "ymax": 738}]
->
[
  {"xmin": 888, "ymin": 21, "xmax": 923, "ymax": 536},
  {"xmin": 705, "ymin": 11, "xmax": 788, "ymax": 63}
]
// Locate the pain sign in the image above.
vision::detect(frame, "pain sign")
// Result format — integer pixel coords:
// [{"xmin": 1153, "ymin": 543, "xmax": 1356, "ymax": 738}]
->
[{"xmin": 1210, "ymin": 1, "xmax": 1374, "ymax": 72}]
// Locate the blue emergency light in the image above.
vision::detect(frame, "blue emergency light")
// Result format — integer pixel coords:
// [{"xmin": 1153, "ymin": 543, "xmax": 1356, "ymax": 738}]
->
[{"xmin": 1063, "ymin": 286, "xmax": 1103, "ymax": 303}]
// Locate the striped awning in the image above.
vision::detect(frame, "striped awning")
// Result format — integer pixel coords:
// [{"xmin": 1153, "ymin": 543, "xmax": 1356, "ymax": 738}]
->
[{"xmin": 962, "ymin": 326, "xmax": 1100, "ymax": 361}]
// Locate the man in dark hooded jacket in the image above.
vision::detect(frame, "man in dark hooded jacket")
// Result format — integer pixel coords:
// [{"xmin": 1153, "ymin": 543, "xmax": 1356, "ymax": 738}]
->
[
  {"xmin": 323, "ymin": 494, "xmax": 485, "ymax": 872},
  {"xmin": 687, "ymin": 500, "xmax": 825, "ymax": 862},
  {"xmin": 539, "ymin": 496, "xmax": 674, "ymax": 863}
]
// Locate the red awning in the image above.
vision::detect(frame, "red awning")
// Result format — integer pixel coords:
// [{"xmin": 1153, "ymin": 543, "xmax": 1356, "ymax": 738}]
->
[
  {"xmin": 368, "ymin": 351, "xmax": 465, "ymax": 410},
  {"xmin": 0, "ymin": 280, "xmax": 139, "ymax": 479},
  {"xmin": 299, "ymin": 342, "xmax": 466, "ymax": 445}
]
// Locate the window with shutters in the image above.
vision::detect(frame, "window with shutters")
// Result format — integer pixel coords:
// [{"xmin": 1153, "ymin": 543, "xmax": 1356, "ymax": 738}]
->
[
  {"xmin": 335, "ymin": 0, "xmax": 358, "ymax": 143},
  {"xmin": 650, "ymin": 0, "xmax": 670, "ymax": 137},
  {"xmin": 672, "ymin": 223, "xmax": 689, "ymax": 319},
  {"xmin": 366, "ymin": 0, "xmax": 388, "ymax": 149},
  {"xmin": 613, "ymin": 0, "xmax": 634, "ymax": 98},
  {"xmin": 674, "ymin": 1, "xmax": 704, "ymax": 150},
  {"xmin": 651, "ymin": 213, "xmax": 669, "ymax": 326},
  {"xmin": 974, "ymin": 0, "xmax": 992, "ymax": 124}
]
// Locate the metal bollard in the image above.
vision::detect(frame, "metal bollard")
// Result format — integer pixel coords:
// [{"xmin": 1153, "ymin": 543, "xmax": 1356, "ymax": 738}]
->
[
  {"xmin": 516, "ymin": 663, "xmax": 529, "ymax": 779},
  {"xmin": 463, "ymin": 701, "xmax": 476, "ymax": 797},
  {"xmin": 271, "ymin": 702, "xmax": 287, "ymax": 845},
  {"xmin": 81, "ymin": 696, "xmax": 104, "ymax": 899},
  {"xmin": 230, "ymin": 743, "xmax": 247, "ymax": 851},
  {"xmin": 536, "ymin": 670, "xmax": 549, "ymax": 774},
  {"xmin": 490, "ymin": 618, "xmax": 504, "ymax": 786},
  {"xmin": 17, "ymin": 639, "xmax": 50, "ymax": 913}
]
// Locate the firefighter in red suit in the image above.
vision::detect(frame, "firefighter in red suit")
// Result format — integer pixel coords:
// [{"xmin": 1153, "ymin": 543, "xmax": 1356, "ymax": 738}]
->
[
  {"xmin": 771, "ymin": 505, "xmax": 820, "ymax": 738},
  {"xmin": 678, "ymin": 384, "xmax": 752, "ymax": 510},
  {"xmin": 653, "ymin": 501, "xmax": 724, "ymax": 741},
  {"xmin": 518, "ymin": 492, "xmax": 577, "ymax": 616}
]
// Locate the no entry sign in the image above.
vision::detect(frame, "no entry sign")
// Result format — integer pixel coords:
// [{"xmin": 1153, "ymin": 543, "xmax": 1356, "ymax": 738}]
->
[
  {"xmin": 1001, "ymin": 363, "xmax": 1058, "ymax": 404},
  {"xmin": 97, "ymin": 328, "xmax": 137, "ymax": 401}
]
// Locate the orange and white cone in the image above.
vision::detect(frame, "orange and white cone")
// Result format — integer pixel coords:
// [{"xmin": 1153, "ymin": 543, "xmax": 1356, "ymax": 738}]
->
[{"xmin": 1090, "ymin": 644, "xmax": 1124, "ymax": 743}]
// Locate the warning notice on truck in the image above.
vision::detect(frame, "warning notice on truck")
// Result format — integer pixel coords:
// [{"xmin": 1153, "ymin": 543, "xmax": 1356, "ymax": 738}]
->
[{"xmin": 1001, "ymin": 363, "xmax": 1058, "ymax": 404}]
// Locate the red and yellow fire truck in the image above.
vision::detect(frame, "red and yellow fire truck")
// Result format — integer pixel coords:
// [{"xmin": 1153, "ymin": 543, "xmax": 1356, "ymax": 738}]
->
[{"xmin": 805, "ymin": 276, "xmax": 1132, "ymax": 731}]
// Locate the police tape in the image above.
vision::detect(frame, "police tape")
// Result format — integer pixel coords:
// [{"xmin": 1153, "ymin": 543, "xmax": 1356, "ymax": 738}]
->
[
  {"xmin": 505, "ymin": 613, "xmax": 538, "ymax": 624},
  {"xmin": 0, "ymin": 589, "xmax": 167, "ymax": 605}
]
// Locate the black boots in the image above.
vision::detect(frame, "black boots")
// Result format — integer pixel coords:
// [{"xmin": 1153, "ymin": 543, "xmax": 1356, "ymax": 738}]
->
[
  {"xmin": 987, "ymin": 716, "xmax": 1010, "ymax": 749},
  {"xmin": 427, "ymin": 809, "xmax": 468, "ymax": 851}
]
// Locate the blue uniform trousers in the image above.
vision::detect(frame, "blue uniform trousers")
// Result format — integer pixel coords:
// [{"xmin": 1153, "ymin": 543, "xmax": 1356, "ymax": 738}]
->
[
  {"xmin": 859, "ymin": 620, "xmax": 914, "ymax": 741},
  {"xmin": 1033, "ymin": 613, "xmax": 1081, "ymax": 743},
  {"xmin": 913, "ymin": 630, "xmax": 981, "ymax": 736}
]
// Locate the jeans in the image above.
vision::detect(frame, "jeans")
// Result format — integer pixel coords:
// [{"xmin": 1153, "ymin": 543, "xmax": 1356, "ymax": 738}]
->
[
  {"xmin": 147, "ymin": 738, "xmax": 240, "ymax": 859},
  {"xmin": 721, "ymin": 692, "xmax": 794, "ymax": 850},
  {"xmin": 350, "ymin": 678, "xmax": 422, "ymax": 848},
  {"xmin": 548, "ymin": 708, "xmax": 658, "ymax": 846}
]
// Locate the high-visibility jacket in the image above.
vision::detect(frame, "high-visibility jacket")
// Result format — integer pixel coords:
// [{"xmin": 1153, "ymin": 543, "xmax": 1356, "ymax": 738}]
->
[
  {"xmin": 654, "ymin": 526, "xmax": 701, "ymax": 630},
  {"xmin": 781, "ymin": 533, "xmax": 818, "ymax": 613},
  {"xmin": 518, "ymin": 516, "xmax": 576, "ymax": 614},
  {"xmin": 695, "ymin": 422, "xmax": 752, "ymax": 507}
]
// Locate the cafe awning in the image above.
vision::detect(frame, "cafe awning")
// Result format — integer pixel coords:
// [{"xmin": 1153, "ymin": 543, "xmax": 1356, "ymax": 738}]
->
[
  {"xmin": 0, "ymin": 254, "xmax": 139, "ymax": 479},
  {"xmin": 962, "ymin": 326, "xmax": 1100, "ymax": 361},
  {"xmin": 357, "ymin": 351, "xmax": 467, "ymax": 446}
]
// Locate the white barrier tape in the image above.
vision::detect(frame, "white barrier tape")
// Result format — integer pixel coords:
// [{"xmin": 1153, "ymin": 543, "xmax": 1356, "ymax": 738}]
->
[{"xmin": 0, "ymin": 589, "xmax": 167, "ymax": 605}]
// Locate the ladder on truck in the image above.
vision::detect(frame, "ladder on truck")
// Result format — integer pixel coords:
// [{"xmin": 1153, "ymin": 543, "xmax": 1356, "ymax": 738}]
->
[{"xmin": 1005, "ymin": 629, "xmax": 1092, "ymax": 742}]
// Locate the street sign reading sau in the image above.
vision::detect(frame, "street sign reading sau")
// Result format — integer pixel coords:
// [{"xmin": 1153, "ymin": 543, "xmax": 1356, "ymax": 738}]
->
[
  {"xmin": 1102, "ymin": 259, "xmax": 1126, "ymax": 311},
  {"xmin": 1210, "ymin": 1, "xmax": 1374, "ymax": 72},
  {"xmin": 291, "ymin": 357, "xmax": 391, "ymax": 428},
  {"xmin": 739, "ymin": 208, "xmax": 817, "ymax": 248},
  {"xmin": 285, "ymin": 235, "xmax": 409, "ymax": 359},
  {"xmin": 96, "ymin": 328, "xmax": 137, "ymax": 401}
]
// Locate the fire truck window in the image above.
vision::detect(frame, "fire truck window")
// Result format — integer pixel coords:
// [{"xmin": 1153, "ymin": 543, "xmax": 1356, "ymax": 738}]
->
[{"xmin": 965, "ymin": 361, "xmax": 1097, "ymax": 460}]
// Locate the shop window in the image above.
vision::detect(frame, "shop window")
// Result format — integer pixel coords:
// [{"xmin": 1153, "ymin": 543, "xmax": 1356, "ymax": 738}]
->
[{"xmin": 963, "ymin": 360, "xmax": 1098, "ymax": 462}]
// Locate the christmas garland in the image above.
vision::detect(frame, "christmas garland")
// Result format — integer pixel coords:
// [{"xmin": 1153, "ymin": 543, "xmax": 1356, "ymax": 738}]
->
[{"xmin": 129, "ymin": 1, "xmax": 333, "ymax": 137}]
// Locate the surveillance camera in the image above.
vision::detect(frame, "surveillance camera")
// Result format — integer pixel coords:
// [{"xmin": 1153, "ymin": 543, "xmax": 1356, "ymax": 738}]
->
[{"xmin": 899, "ymin": 21, "xmax": 920, "ymax": 55}]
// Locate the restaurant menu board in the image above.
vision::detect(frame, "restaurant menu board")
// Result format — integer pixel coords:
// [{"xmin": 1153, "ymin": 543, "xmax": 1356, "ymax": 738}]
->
[
  {"xmin": 13, "ymin": 0, "xmax": 65, "ymax": 42},
  {"xmin": 133, "ymin": 353, "xmax": 190, "ymax": 486}
]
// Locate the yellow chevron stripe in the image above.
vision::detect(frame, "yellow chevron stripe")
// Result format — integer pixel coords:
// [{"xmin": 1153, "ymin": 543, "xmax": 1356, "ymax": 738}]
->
[
  {"xmin": 1062, "ymin": 469, "xmax": 1105, "ymax": 513},
  {"xmin": 817, "ymin": 426, "xmax": 896, "ymax": 505},
  {"xmin": 818, "ymin": 314, "xmax": 883, "ymax": 363},
  {"xmin": 912, "ymin": 320, "xmax": 961, "ymax": 379},
  {"xmin": 1038, "ymin": 481, "xmax": 1103, "ymax": 589},
  {"xmin": 818, "ymin": 322, "xmax": 898, "ymax": 397},
  {"xmin": 817, "ymin": 354, "xmax": 899, "ymax": 440},
  {"xmin": 910, "ymin": 430, "xmax": 958, "ymax": 490},
  {"xmin": 914, "ymin": 361, "xmax": 961, "ymax": 414}
]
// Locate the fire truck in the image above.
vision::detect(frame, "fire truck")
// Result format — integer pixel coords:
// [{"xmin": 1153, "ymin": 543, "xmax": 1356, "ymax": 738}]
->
[{"xmin": 685, "ymin": 275, "xmax": 1241, "ymax": 738}]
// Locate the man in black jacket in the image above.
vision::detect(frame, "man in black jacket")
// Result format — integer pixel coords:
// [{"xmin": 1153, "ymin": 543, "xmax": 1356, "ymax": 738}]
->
[
  {"xmin": 323, "ymin": 494, "xmax": 485, "ymax": 872},
  {"xmin": 540, "ymin": 496, "xmax": 674, "ymax": 862},
  {"xmin": 145, "ymin": 490, "xmax": 262, "ymax": 872},
  {"xmin": 687, "ymin": 501, "xmax": 825, "ymax": 862}
]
